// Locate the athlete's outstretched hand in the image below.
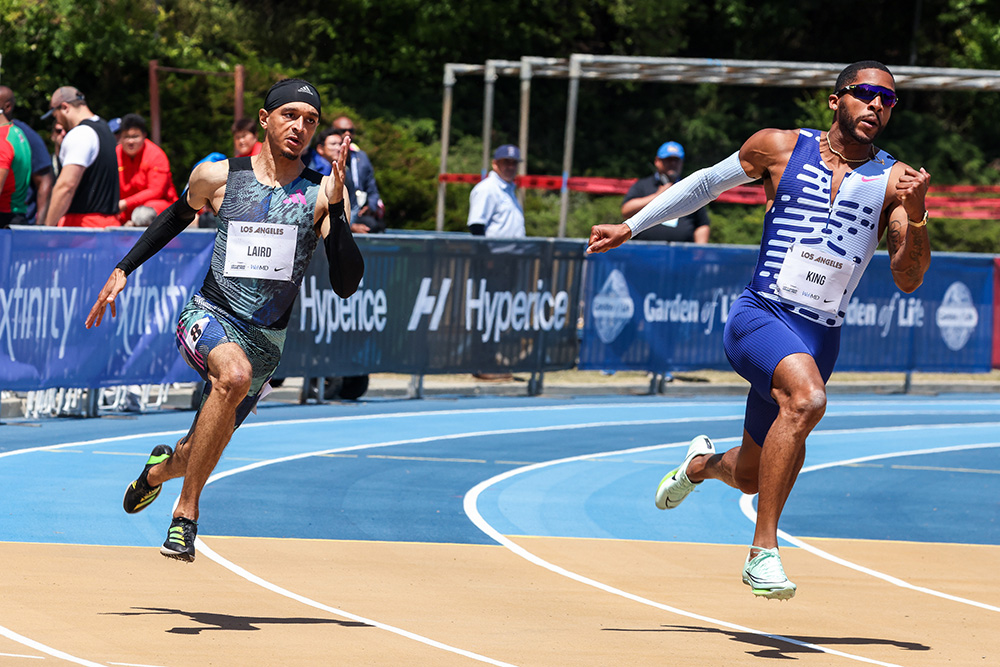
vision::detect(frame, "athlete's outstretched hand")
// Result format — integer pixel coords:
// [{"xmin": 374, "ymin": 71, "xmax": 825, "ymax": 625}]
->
[
  {"xmin": 326, "ymin": 133, "xmax": 351, "ymax": 206},
  {"xmin": 587, "ymin": 222, "xmax": 632, "ymax": 254},
  {"xmin": 85, "ymin": 269, "xmax": 127, "ymax": 329}
]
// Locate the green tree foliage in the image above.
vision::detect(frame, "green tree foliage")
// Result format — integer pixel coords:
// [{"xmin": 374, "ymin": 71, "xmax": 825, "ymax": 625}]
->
[{"xmin": 2, "ymin": 0, "xmax": 999, "ymax": 243}]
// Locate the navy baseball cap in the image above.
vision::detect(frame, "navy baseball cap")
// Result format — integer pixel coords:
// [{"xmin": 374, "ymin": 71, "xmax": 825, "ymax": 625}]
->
[
  {"xmin": 108, "ymin": 117, "xmax": 122, "ymax": 134},
  {"xmin": 656, "ymin": 141, "xmax": 685, "ymax": 159},
  {"xmin": 493, "ymin": 144, "xmax": 522, "ymax": 161}
]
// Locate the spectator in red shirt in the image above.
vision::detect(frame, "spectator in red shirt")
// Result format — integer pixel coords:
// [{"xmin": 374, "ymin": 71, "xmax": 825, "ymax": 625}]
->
[
  {"xmin": 116, "ymin": 113, "xmax": 178, "ymax": 226},
  {"xmin": 231, "ymin": 117, "xmax": 263, "ymax": 158}
]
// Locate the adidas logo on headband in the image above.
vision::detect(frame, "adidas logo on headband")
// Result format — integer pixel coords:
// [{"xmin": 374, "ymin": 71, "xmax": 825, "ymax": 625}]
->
[{"xmin": 263, "ymin": 78, "xmax": 321, "ymax": 115}]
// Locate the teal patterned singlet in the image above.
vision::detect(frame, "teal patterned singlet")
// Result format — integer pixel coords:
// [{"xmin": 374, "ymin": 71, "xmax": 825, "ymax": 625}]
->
[{"xmin": 200, "ymin": 157, "xmax": 323, "ymax": 329}]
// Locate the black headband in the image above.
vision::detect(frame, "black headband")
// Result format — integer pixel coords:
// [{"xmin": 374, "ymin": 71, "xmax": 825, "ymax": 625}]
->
[{"xmin": 263, "ymin": 79, "xmax": 321, "ymax": 116}]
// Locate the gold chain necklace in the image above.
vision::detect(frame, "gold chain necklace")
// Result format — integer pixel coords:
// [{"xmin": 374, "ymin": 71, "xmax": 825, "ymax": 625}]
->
[{"xmin": 826, "ymin": 133, "xmax": 874, "ymax": 163}]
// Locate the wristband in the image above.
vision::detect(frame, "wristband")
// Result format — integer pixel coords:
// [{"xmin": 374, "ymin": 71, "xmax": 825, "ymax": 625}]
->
[{"xmin": 908, "ymin": 210, "xmax": 928, "ymax": 227}]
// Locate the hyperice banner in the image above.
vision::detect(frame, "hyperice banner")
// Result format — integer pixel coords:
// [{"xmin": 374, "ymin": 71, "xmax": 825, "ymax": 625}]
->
[
  {"xmin": 580, "ymin": 244, "xmax": 994, "ymax": 373},
  {"xmin": 0, "ymin": 229, "xmax": 583, "ymax": 390},
  {"xmin": 276, "ymin": 234, "xmax": 584, "ymax": 377}
]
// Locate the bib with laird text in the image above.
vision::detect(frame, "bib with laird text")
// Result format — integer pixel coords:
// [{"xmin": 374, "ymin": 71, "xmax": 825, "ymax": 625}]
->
[{"xmin": 223, "ymin": 221, "xmax": 298, "ymax": 282}]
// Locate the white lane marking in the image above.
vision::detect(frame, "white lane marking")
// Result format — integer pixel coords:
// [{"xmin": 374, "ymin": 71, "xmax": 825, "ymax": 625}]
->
[
  {"xmin": 194, "ymin": 416, "xmax": 740, "ymax": 485},
  {"xmin": 0, "ymin": 626, "xmax": 104, "ymax": 666},
  {"xmin": 890, "ymin": 463, "xmax": 1000, "ymax": 474},
  {"xmin": 462, "ymin": 439, "xmax": 905, "ymax": 667},
  {"xmin": 3, "ymin": 407, "xmax": 996, "ymax": 666},
  {"xmin": 738, "ymin": 442, "xmax": 1000, "ymax": 614},
  {"xmin": 2, "ymin": 401, "xmax": 997, "ymax": 460},
  {"xmin": 195, "ymin": 539, "xmax": 515, "ymax": 666}
]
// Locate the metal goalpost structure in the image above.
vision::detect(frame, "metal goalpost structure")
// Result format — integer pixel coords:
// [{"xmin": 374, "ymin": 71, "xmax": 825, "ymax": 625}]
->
[{"xmin": 436, "ymin": 54, "xmax": 1000, "ymax": 236}]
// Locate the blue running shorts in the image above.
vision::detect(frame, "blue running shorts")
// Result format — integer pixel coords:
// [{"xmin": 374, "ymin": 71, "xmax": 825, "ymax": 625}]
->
[{"xmin": 723, "ymin": 288, "xmax": 841, "ymax": 446}]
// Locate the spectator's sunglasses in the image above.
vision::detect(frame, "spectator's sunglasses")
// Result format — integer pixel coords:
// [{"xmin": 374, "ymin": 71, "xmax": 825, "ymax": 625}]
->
[
  {"xmin": 331, "ymin": 127, "xmax": 356, "ymax": 135},
  {"xmin": 834, "ymin": 83, "xmax": 898, "ymax": 108}
]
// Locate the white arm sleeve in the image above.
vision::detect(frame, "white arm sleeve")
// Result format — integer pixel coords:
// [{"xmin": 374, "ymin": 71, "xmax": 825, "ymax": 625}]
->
[{"xmin": 625, "ymin": 151, "xmax": 754, "ymax": 237}]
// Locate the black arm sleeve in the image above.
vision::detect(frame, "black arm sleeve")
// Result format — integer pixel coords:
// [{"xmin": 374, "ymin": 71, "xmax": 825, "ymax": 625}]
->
[
  {"xmin": 468, "ymin": 223, "xmax": 486, "ymax": 236},
  {"xmin": 115, "ymin": 197, "xmax": 199, "ymax": 276},
  {"xmin": 323, "ymin": 200, "xmax": 365, "ymax": 298}
]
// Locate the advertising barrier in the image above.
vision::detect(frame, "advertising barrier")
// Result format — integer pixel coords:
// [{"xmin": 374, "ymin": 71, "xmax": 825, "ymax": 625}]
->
[
  {"xmin": 994, "ymin": 257, "xmax": 1000, "ymax": 368},
  {"xmin": 0, "ymin": 227, "xmax": 212, "ymax": 391},
  {"xmin": 0, "ymin": 229, "xmax": 583, "ymax": 391},
  {"xmin": 581, "ymin": 244, "xmax": 994, "ymax": 374},
  {"xmin": 275, "ymin": 234, "xmax": 584, "ymax": 377}
]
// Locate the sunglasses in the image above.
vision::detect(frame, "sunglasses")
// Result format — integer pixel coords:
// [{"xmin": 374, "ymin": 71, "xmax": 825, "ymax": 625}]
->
[
  {"xmin": 834, "ymin": 83, "xmax": 898, "ymax": 108},
  {"xmin": 331, "ymin": 127, "xmax": 356, "ymax": 135}
]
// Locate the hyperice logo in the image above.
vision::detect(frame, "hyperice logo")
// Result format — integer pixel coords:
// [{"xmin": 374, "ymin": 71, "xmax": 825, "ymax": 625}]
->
[{"xmin": 591, "ymin": 270, "xmax": 634, "ymax": 344}]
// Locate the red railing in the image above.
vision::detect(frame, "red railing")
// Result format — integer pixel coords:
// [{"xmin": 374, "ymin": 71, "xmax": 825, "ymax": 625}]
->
[{"xmin": 440, "ymin": 174, "xmax": 1000, "ymax": 220}]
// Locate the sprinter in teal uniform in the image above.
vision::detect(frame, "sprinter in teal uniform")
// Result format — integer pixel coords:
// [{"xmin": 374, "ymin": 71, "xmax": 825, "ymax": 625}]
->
[{"xmin": 85, "ymin": 79, "xmax": 364, "ymax": 562}]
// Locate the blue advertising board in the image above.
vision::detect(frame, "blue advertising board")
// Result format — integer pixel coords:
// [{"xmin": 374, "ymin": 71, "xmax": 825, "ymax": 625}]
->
[
  {"xmin": 0, "ymin": 229, "xmax": 583, "ymax": 390},
  {"xmin": 580, "ymin": 244, "xmax": 994, "ymax": 374}
]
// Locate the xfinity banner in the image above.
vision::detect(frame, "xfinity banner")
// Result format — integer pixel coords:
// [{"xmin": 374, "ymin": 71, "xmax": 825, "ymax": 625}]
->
[
  {"xmin": 581, "ymin": 244, "xmax": 994, "ymax": 374},
  {"xmin": 276, "ymin": 235, "xmax": 584, "ymax": 376},
  {"xmin": 0, "ymin": 227, "xmax": 211, "ymax": 390}
]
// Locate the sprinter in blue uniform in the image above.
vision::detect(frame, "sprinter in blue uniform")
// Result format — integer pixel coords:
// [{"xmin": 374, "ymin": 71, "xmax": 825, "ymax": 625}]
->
[{"xmin": 587, "ymin": 61, "xmax": 931, "ymax": 599}]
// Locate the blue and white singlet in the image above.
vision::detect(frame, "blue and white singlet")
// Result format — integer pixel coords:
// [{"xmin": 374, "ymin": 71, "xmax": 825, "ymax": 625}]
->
[{"xmin": 748, "ymin": 129, "xmax": 895, "ymax": 327}]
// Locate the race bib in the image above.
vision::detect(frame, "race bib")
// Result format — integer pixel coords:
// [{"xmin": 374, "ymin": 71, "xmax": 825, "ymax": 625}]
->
[
  {"xmin": 774, "ymin": 243, "xmax": 855, "ymax": 314},
  {"xmin": 224, "ymin": 221, "xmax": 297, "ymax": 281}
]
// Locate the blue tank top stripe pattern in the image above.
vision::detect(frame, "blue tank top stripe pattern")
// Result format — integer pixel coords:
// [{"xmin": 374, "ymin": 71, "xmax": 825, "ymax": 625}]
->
[{"xmin": 749, "ymin": 129, "xmax": 895, "ymax": 327}]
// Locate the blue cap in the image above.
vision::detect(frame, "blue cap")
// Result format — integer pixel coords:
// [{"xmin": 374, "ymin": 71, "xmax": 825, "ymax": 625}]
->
[
  {"xmin": 108, "ymin": 117, "xmax": 122, "ymax": 134},
  {"xmin": 493, "ymin": 144, "xmax": 522, "ymax": 161},
  {"xmin": 656, "ymin": 141, "xmax": 684, "ymax": 159}
]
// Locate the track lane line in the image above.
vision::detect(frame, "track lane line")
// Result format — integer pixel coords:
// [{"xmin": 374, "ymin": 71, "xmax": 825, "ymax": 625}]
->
[
  {"xmin": 462, "ymin": 438, "xmax": 906, "ymax": 667},
  {"xmin": 739, "ymin": 441, "xmax": 1000, "ymax": 614}
]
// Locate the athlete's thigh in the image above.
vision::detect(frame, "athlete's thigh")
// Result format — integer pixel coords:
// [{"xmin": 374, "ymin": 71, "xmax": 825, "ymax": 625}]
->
[{"xmin": 724, "ymin": 290, "xmax": 811, "ymax": 405}]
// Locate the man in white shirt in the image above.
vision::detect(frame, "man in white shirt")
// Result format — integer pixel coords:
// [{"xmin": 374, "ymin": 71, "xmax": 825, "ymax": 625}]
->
[
  {"xmin": 467, "ymin": 144, "xmax": 525, "ymax": 238},
  {"xmin": 41, "ymin": 86, "xmax": 120, "ymax": 227}
]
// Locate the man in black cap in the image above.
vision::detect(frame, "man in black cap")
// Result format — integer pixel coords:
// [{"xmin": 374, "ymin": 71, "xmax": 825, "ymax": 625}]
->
[{"xmin": 85, "ymin": 78, "xmax": 364, "ymax": 563}]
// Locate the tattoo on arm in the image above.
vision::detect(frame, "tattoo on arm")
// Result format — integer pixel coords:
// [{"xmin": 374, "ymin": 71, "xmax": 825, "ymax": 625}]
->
[
  {"xmin": 886, "ymin": 218, "xmax": 903, "ymax": 256},
  {"xmin": 905, "ymin": 226, "xmax": 927, "ymax": 285}
]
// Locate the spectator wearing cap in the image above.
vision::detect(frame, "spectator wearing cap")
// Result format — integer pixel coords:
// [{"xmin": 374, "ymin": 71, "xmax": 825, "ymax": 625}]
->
[
  {"xmin": 621, "ymin": 140, "xmax": 710, "ymax": 243},
  {"xmin": 467, "ymin": 144, "xmax": 525, "ymax": 238},
  {"xmin": 40, "ymin": 86, "xmax": 120, "ymax": 227},
  {"xmin": 0, "ymin": 85, "xmax": 54, "ymax": 225},
  {"xmin": 116, "ymin": 113, "xmax": 179, "ymax": 226}
]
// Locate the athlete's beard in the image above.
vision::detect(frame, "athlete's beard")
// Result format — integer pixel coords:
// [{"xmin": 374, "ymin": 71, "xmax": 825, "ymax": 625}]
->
[
  {"xmin": 836, "ymin": 106, "xmax": 882, "ymax": 145},
  {"xmin": 279, "ymin": 149, "xmax": 298, "ymax": 161}
]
